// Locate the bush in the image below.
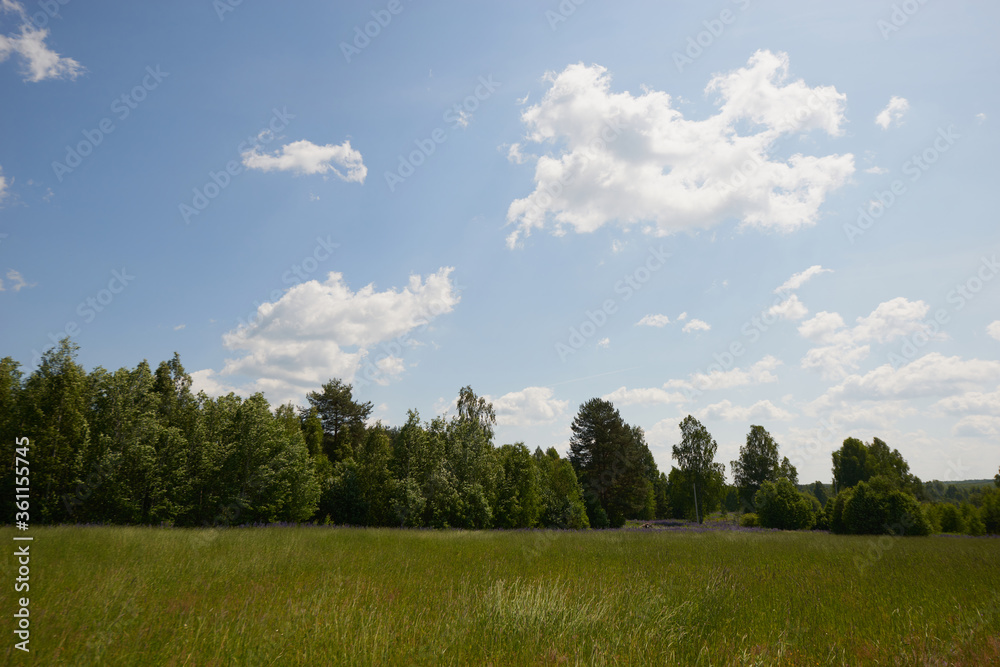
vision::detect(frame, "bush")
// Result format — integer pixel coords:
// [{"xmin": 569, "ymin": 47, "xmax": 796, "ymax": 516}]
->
[
  {"xmin": 753, "ymin": 478, "xmax": 814, "ymax": 530},
  {"xmin": 809, "ymin": 496, "xmax": 829, "ymax": 530},
  {"xmin": 739, "ymin": 513, "xmax": 759, "ymax": 528},
  {"xmin": 833, "ymin": 478, "xmax": 930, "ymax": 536},
  {"xmin": 980, "ymin": 488, "xmax": 1000, "ymax": 534},
  {"xmin": 828, "ymin": 492, "xmax": 848, "ymax": 534}
]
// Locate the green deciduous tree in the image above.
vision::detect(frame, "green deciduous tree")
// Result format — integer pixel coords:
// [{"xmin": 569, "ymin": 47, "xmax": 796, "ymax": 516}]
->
[
  {"xmin": 533, "ymin": 447, "xmax": 590, "ymax": 529},
  {"xmin": 754, "ymin": 478, "xmax": 815, "ymax": 530},
  {"xmin": 832, "ymin": 437, "xmax": 868, "ymax": 492},
  {"xmin": 22, "ymin": 338, "xmax": 92, "ymax": 523},
  {"xmin": 495, "ymin": 443, "xmax": 542, "ymax": 528},
  {"xmin": 730, "ymin": 425, "xmax": 780, "ymax": 511},
  {"xmin": 672, "ymin": 416, "xmax": 725, "ymax": 523},
  {"xmin": 0, "ymin": 357, "xmax": 24, "ymax": 521},
  {"xmin": 833, "ymin": 476, "xmax": 930, "ymax": 536}
]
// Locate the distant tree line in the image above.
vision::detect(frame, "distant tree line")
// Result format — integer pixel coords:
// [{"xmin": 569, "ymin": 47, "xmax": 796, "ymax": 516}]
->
[{"xmin": 2, "ymin": 339, "xmax": 998, "ymax": 535}]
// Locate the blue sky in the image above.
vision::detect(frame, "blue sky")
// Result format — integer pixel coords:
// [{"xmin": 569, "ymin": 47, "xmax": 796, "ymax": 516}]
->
[{"xmin": 2, "ymin": 0, "xmax": 998, "ymax": 484}]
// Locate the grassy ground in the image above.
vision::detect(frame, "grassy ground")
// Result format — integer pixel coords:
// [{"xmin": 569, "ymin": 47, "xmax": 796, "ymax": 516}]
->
[{"xmin": 1, "ymin": 525, "xmax": 998, "ymax": 665}]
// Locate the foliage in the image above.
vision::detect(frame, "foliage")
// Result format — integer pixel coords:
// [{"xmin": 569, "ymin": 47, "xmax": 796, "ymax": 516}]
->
[
  {"xmin": 832, "ymin": 436, "xmax": 920, "ymax": 494},
  {"xmin": 739, "ymin": 513, "xmax": 759, "ymax": 527},
  {"xmin": 569, "ymin": 399, "xmax": 657, "ymax": 528},
  {"xmin": 729, "ymin": 425, "xmax": 797, "ymax": 511},
  {"xmin": 671, "ymin": 416, "xmax": 725, "ymax": 522},
  {"xmin": 754, "ymin": 478, "xmax": 815, "ymax": 530},
  {"xmin": 306, "ymin": 379, "xmax": 372, "ymax": 463},
  {"xmin": 832, "ymin": 477, "xmax": 931, "ymax": 536}
]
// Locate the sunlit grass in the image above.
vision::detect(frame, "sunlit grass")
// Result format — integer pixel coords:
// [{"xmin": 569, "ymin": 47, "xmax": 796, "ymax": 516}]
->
[{"xmin": 1, "ymin": 526, "xmax": 998, "ymax": 665}]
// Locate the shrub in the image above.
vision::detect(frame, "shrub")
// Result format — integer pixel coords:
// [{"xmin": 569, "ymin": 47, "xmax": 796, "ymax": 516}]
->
[
  {"xmin": 754, "ymin": 478, "xmax": 814, "ymax": 530},
  {"xmin": 739, "ymin": 513, "xmax": 759, "ymax": 528},
  {"xmin": 809, "ymin": 496, "xmax": 829, "ymax": 530},
  {"xmin": 834, "ymin": 477, "xmax": 930, "ymax": 536},
  {"xmin": 980, "ymin": 488, "xmax": 1000, "ymax": 534}
]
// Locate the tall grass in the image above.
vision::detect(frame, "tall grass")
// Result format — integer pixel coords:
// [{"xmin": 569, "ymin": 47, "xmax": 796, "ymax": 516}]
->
[{"xmin": 1, "ymin": 526, "xmax": 998, "ymax": 665}]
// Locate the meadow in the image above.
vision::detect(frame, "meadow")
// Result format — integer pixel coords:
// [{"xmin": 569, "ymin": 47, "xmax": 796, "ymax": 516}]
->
[{"xmin": 2, "ymin": 525, "xmax": 998, "ymax": 665}]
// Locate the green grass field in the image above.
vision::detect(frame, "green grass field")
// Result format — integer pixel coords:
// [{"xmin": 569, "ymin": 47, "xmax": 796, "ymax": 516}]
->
[{"xmin": 2, "ymin": 525, "xmax": 998, "ymax": 665}]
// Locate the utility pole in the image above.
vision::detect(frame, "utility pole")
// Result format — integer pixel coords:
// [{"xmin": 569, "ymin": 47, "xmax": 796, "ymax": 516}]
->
[{"xmin": 693, "ymin": 481, "xmax": 700, "ymax": 523}]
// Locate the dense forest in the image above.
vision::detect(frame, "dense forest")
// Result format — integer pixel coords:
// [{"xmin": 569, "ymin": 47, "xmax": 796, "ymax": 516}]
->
[{"xmin": 3, "ymin": 339, "xmax": 999, "ymax": 536}]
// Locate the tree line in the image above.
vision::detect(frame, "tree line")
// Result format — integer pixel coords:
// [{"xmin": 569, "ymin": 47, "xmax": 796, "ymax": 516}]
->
[{"xmin": 2, "ymin": 339, "xmax": 998, "ymax": 535}]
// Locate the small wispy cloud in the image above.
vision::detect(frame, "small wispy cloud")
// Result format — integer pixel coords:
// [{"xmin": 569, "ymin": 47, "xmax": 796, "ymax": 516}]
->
[
  {"xmin": 682, "ymin": 319, "xmax": 710, "ymax": 333},
  {"xmin": 0, "ymin": 1, "xmax": 84, "ymax": 82},
  {"xmin": 636, "ymin": 314, "xmax": 670, "ymax": 328},
  {"xmin": 875, "ymin": 96, "xmax": 909, "ymax": 130},
  {"xmin": 242, "ymin": 139, "xmax": 367, "ymax": 182},
  {"xmin": 0, "ymin": 268, "xmax": 35, "ymax": 292}
]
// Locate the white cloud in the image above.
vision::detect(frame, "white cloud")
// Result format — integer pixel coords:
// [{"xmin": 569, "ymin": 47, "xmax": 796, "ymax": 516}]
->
[
  {"xmin": 826, "ymin": 353, "xmax": 1000, "ymax": 401},
  {"xmin": 864, "ymin": 166, "xmax": 888, "ymax": 175},
  {"xmin": 797, "ymin": 311, "xmax": 846, "ymax": 343},
  {"xmin": 602, "ymin": 386, "xmax": 687, "ymax": 406},
  {"xmin": 697, "ymin": 399, "xmax": 793, "ymax": 422},
  {"xmin": 953, "ymin": 415, "xmax": 1000, "ymax": 437},
  {"xmin": 173, "ymin": 324, "xmax": 186, "ymax": 331},
  {"xmin": 505, "ymin": 50, "xmax": 854, "ymax": 247},
  {"xmin": 798, "ymin": 298, "xmax": 934, "ymax": 379},
  {"xmin": 0, "ymin": 2, "xmax": 83, "ymax": 82},
  {"xmin": 194, "ymin": 267, "xmax": 459, "ymax": 405},
  {"xmin": 636, "ymin": 313, "xmax": 670, "ymax": 328},
  {"xmin": 242, "ymin": 139, "xmax": 367, "ymax": 182},
  {"xmin": 597, "ymin": 337, "xmax": 610, "ymax": 348},
  {"xmin": 988, "ymin": 321, "xmax": 1000, "ymax": 341},
  {"xmin": 682, "ymin": 319, "xmax": 711, "ymax": 333},
  {"xmin": 853, "ymin": 297, "xmax": 933, "ymax": 343},
  {"xmin": 775, "ymin": 265, "xmax": 832, "ymax": 293},
  {"xmin": 935, "ymin": 386, "xmax": 1000, "ymax": 416},
  {"xmin": 768, "ymin": 294, "xmax": 809, "ymax": 320},
  {"xmin": 189, "ymin": 369, "xmax": 243, "ymax": 399},
  {"xmin": 604, "ymin": 356, "xmax": 785, "ymax": 406},
  {"xmin": 875, "ymin": 96, "xmax": 909, "ymax": 130},
  {"xmin": 677, "ymin": 312, "xmax": 688, "ymax": 321},
  {"xmin": 0, "ymin": 268, "xmax": 33, "ymax": 292},
  {"xmin": 491, "ymin": 386, "xmax": 569, "ymax": 427},
  {"xmin": 821, "ymin": 401, "xmax": 919, "ymax": 430},
  {"xmin": 0, "ymin": 166, "xmax": 7, "ymax": 202},
  {"xmin": 976, "ymin": 113, "xmax": 987, "ymax": 124},
  {"xmin": 669, "ymin": 355, "xmax": 782, "ymax": 392}
]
